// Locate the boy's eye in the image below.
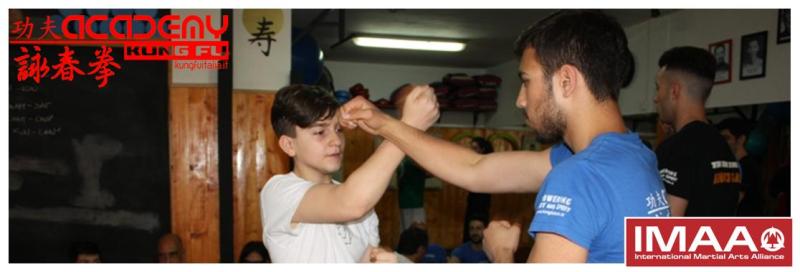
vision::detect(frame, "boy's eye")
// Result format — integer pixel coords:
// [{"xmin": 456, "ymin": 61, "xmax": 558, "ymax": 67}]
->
[{"xmin": 314, "ymin": 130, "xmax": 324, "ymax": 135}]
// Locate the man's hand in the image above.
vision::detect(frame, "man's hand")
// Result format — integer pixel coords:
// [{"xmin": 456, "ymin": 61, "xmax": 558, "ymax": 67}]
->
[
  {"xmin": 483, "ymin": 220, "xmax": 521, "ymax": 263},
  {"xmin": 339, "ymin": 85, "xmax": 439, "ymax": 135},
  {"xmin": 399, "ymin": 85, "xmax": 439, "ymax": 131},
  {"xmin": 339, "ymin": 96, "xmax": 387, "ymax": 135}
]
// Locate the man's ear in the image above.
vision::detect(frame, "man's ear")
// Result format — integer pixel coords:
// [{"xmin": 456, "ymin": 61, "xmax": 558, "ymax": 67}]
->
[
  {"xmin": 669, "ymin": 79, "xmax": 682, "ymax": 102},
  {"xmin": 278, "ymin": 135, "xmax": 296, "ymax": 157},
  {"xmin": 555, "ymin": 64, "xmax": 580, "ymax": 98}
]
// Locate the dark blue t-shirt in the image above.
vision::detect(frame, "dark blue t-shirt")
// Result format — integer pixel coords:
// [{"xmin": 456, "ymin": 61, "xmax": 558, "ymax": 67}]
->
[
  {"xmin": 529, "ymin": 132, "xmax": 669, "ymax": 263},
  {"xmin": 452, "ymin": 242, "xmax": 490, "ymax": 263}
]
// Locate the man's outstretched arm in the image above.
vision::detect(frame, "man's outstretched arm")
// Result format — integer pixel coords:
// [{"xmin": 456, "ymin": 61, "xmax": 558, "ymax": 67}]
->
[{"xmin": 340, "ymin": 89, "xmax": 551, "ymax": 193}]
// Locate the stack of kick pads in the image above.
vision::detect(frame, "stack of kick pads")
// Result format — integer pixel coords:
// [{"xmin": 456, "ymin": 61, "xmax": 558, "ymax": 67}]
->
[
  {"xmin": 368, "ymin": 73, "xmax": 502, "ymax": 111},
  {"xmin": 433, "ymin": 73, "xmax": 501, "ymax": 111}
]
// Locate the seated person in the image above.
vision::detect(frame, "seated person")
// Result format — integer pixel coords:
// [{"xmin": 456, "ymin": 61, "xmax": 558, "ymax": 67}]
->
[
  {"xmin": 452, "ymin": 214, "xmax": 491, "ymax": 263},
  {"xmin": 239, "ymin": 241, "xmax": 270, "ymax": 263},
  {"xmin": 70, "ymin": 241, "xmax": 101, "ymax": 263}
]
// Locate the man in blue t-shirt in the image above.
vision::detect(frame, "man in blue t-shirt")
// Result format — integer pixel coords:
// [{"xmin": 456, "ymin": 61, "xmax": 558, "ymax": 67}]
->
[
  {"xmin": 339, "ymin": 10, "xmax": 667, "ymax": 263},
  {"xmin": 530, "ymin": 140, "xmax": 669, "ymax": 262}
]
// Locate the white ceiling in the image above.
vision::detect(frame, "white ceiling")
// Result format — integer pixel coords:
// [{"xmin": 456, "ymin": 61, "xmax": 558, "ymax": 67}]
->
[{"xmin": 293, "ymin": 9, "xmax": 675, "ymax": 68}]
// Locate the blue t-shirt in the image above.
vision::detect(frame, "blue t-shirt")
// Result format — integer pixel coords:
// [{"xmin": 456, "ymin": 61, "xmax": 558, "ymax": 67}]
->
[
  {"xmin": 530, "ymin": 132, "xmax": 669, "ymax": 263},
  {"xmin": 452, "ymin": 242, "xmax": 490, "ymax": 263}
]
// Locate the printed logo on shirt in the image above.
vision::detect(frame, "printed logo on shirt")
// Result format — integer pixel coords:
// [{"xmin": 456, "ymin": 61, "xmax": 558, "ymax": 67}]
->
[
  {"xmin": 660, "ymin": 168, "xmax": 678, "ymax": 186},
  {"xmin": 646, "ymin": 189, "xmax": 671, "ymax": 216},
  {"xmin": 336, "ymin": 224, "xmax": 353, "ymax": 245},
  {"xmin": 536, "ymin": 194, "xmax": 572, "ymax": 217},
  {"xmin": 710, "ymin": 160, "xmax": 742, "ymax": 186}
]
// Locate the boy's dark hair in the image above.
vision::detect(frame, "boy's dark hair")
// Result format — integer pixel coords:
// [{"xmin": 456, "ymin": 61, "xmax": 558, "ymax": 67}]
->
[
  {"xmin": 396, "ymin": 226, "xmax": 429, "ymax": 255},
  {"xmin": 514, "ymin": 10, "xmax": 634, "ymax": 102},
  {"xmin": 271, "ymin": 84, "xmax": 340, "ymax": 137},
  {"xmin": 717, "ymin": 117, "xmax": 754, "ymax": 139},
  {"xmin": 69, "ymin": 241, "xmax": 101, "ymax": 262},
  {"xmin": 657, "ymin": 46, "xmax": 716, "ymax": 101}
]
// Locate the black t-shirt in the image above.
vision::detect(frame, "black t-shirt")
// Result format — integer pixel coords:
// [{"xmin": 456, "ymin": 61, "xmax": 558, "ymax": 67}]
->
[
  {"xmin": 737, "ymin": 155, "xmax": 764, "ymax": 216},
  {"xmin": 656, "ymin": 121, "xmax": 742, "ymax": 216}
]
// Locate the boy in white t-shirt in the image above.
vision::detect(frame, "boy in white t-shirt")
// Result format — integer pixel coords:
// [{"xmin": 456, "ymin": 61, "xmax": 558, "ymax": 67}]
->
[{"xmin": 261, "ymin": 84, "xmax": 438, "ymax": 263}]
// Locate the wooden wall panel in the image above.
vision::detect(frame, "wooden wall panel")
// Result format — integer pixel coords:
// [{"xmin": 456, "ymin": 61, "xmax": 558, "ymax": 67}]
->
[
  {"xmin": 231, "ymin": 91, "xmax": 289, "ymax": 262},
  {"xmin": 341, "ymin": 128, "xmax": 376, "ymax": 178},
  {"xmin": 169, "ymin": 86, "xmax": 220, "ymax": 262}
]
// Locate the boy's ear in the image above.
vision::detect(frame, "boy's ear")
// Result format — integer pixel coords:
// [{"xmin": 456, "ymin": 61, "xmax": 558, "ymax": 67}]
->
[{"xmin": 278, "ymin": 135, "xmax": 296, "ymax": 157}]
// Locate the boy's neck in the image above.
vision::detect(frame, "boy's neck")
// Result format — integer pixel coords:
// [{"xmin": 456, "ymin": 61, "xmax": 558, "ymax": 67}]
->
[{"xmin": 293, "ymin": 163, "xmax": 333, "ymax": 184}]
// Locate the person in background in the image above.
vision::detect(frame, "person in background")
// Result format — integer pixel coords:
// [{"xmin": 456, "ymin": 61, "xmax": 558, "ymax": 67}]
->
[
  {"xmin": 461, "ymin": 137, "xmax": 493, "ymax": 243},
  {"xmin": 239, "ymin": 241, "xmax": 271, "ymax": 263},
  {"xmin": 717, "ymin": 117, "xmax": 764, "ymax": 216},
  {"xmin": 395, "ymin": 225, "xmax": 429, "ymax": 263},
  {"xmin": 394, "ymin": 83, "xmax": 429, "ymax": 231},
  {"xmin": 70, "ymin": 241, "xmax": 102, "ymax": 263},
  {"xmin": 653, "ymin": 46, "xmax": 742, "ymax": 216},
  {"xmin": 157, "ymin": 233, "xmax": 185, "ymax": 263},
  {"xmin": 452, "ymin": 214, "xmax": 491, "ymax": 263}
]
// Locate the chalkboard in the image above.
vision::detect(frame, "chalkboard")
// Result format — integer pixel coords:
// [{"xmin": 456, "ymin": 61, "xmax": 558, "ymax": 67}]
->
[{"xmin": 9, "ymin": 44, "xmax": 170, "ymax": 262}]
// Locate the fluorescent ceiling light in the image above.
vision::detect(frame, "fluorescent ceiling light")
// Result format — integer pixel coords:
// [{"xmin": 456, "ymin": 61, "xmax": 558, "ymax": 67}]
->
[{"xmin": 353, "ymin": 36, "xmax": 465, "ymax": 52}]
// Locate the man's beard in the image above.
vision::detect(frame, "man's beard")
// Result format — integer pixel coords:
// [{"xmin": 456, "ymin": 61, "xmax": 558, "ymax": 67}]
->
[
  {"xmin": 470, "ymin": 234, "xmax": 482, "ymax": 244},
  {"xmin": 532, "ymin": 95, "xmax": 566, "ymax": 144}
]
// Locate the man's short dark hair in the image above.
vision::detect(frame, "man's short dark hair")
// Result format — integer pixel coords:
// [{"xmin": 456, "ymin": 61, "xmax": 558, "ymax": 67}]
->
[
  {"xmin": 396, "ymin": 226, "xmax": 429, "ymax": 255},
  {"xmin": 271, "ymin": 84, "xmax": 340, "ymax": 137},
  {"xmin": 514, "ymin": 10, "xmax": 634, "ymax": 102},
  {"xmin": 466, "ymin": 212, "xmax": 489, "ymax": 227},
  {"xmin": 658, "ymin": 46, "xmax": 716, "ymax": 101},
  {"xmin": 717, "ymin": 117, "xmax": 753, "ymax": 139}
]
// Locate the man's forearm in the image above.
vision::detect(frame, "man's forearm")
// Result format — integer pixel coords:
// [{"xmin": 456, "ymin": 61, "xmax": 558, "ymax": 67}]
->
[
  {"xmin": 377, "ymin": 117, "xmax": 485, "ymax": 190},
  {"xmin": 375, "ymin": 117, "xmax": 550, "ymax": 193}
]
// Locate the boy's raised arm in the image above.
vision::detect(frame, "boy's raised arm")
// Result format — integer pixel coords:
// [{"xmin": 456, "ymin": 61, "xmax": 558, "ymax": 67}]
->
[{"xmin": 292, "ymin": 86, "xmax": 439, "ymax": 224}]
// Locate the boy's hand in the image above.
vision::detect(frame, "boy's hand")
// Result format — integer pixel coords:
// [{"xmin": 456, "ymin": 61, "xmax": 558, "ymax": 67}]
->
[
  {"xmin": 483, "ymin": 220, "xmax": 521, "ymax": 263},
  {"xmin": 368, "ymin": 247, "xmax": 398, "ymax": 263},
  {"xmin": 399, "ymin": 85, "xmax": 439, "ymax": 131}
]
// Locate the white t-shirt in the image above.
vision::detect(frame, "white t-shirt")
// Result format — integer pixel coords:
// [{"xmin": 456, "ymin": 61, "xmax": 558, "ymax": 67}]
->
[{"xmin": 260, "ymin": 172, "xmax": 380, "ymax": 263}]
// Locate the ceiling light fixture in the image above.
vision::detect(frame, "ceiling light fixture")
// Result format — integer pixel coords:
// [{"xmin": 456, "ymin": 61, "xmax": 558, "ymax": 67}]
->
[{"xmin": 352, "ymin": 36, "xmax": 466, "ymax": 52}]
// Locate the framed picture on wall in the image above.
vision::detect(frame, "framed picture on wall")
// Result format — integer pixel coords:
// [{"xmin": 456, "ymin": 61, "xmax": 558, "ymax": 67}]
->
[
  {"xmin": 708, "ymin": 39, "xmax": 732, "ymax": 84},
  {"xmin": 740, "ymin": 31, "xmax": 768, "ymax": 80},
  {"xmin": 778, "ymin": 9, "xmax": 790, "ymax": 44}
]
